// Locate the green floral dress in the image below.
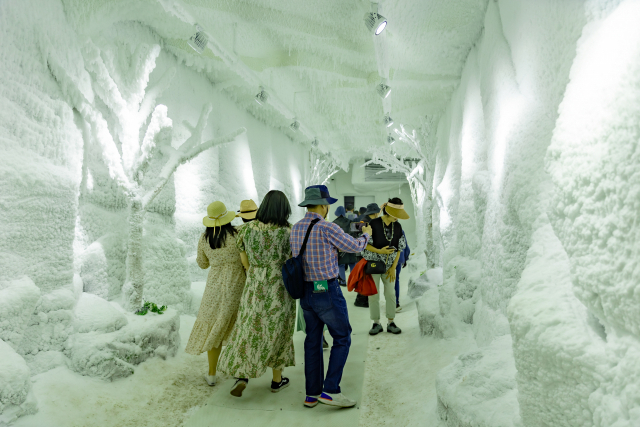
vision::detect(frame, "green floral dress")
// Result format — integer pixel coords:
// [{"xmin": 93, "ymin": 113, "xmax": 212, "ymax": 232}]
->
[{"xmin": 218, "ymin": 220, "xmax": 296, "ymax": 378}]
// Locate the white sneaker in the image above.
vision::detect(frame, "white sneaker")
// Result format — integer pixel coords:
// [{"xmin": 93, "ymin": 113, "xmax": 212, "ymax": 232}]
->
[
  {"xmin": 396, "ymin": 305, "xmax": 403, "ymax": 313},
  {"xmin": 319, "ymin": 392, "xmax": 356, "ymax": 408},
  {"xmin": 204, "ymin": 374, "xmax": 218, "ymax": 386}
]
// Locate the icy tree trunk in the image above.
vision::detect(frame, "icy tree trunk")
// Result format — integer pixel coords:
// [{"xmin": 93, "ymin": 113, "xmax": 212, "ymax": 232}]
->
[
  {"xmin": 425, "ymin": 195, "xmax": 437, "ymax": 269},
  {"xmin": 123, "ymin": 198, "xmax": 145, "ymax": 310}
]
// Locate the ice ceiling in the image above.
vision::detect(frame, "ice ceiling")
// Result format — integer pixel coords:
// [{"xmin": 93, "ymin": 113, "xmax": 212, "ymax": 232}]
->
[{"xmin": 61, "ymin": 0, "xmax": 487, "ymax": 160}]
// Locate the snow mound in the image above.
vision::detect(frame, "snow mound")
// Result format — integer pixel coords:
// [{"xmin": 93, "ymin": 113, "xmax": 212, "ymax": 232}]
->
[
  {"xmin": 436, "ymin": 335, "xmax": 522, "ymax": 427},
  {"xmin": 408, "ymin": 268, "xmax": 442, "ymax": 299},
  {"xmin": 79, "ymin": 240, "xmax": 112, "ymax": 300},
  {"xmin": 20, "ymin": 289, "xmax": 76, "ymax": 355},
  {"xmin": 74, "ymin": 293, "xmax": 128, "ymax": 334},
  {"xmin": 416, "ymin": 269, "xmax": 469, "ymax": 339},
  {"xmin": 508, "ymin": 219, "xmax": 607, "ymax": 426},
  {"xmin": 65, "ymin": 309, "xmax": 180, "ymax": 381},
  {"xmin": 0, "ymin": 277, "xmax": 40, "ymax": 351},
  {"xmin": 416, "ymin": 287, "xmax": 441, "ymax": 337},
  {"xmin": 23, "ymin": 351, "xmax": 70, "ymax": 376},
  {"xmin": 0, "ymin": 339, "xmax": 37, "ymax": 424}
]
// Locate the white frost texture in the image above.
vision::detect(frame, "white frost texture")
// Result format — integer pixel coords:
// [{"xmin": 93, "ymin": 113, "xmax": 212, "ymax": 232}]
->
[{"xmin": 1, "ymin": 0, "xmax": 640, "ymax": 425}]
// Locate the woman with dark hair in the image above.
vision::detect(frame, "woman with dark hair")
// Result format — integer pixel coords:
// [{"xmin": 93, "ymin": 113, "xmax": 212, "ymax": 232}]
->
[
  {"xmin": 185, "ymin": 201, "xmax": 246, "ymax": 387},
  {"xmin": 219, "ymin": 190, "xmax": 296, "ymax": 397},
  {"xmin": 361, "ymin": 197, "xmax": 410, "ymax": 336}
]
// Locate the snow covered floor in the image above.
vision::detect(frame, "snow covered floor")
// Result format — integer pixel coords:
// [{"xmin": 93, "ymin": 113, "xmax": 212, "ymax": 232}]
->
[
  {"xmin": 10, "ymin": 274, "xmax": 460, "ymax": 427},
  {"xmin": 359, "ymin": 284, "xmax": 475, "ymax": 427},
  {"xmin": 12, "ymin": 315, "xmax": 210, "ymax": 427}
]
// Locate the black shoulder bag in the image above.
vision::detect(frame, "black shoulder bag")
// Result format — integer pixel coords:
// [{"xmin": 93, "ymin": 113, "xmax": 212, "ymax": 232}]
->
[{"xmin": 282, "ymin": 219, "xmax": 320, "ymax": 299}]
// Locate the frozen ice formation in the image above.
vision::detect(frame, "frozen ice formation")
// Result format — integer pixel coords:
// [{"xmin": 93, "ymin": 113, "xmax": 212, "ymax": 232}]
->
[
  {"xmin": 436, "ymin": 336, "xmax": 522, "ymax": 427},
  {"xmin": 65, "ymin": 309, "xmax": 180, "ymax": 381},
  {"xmin": 0, "ymin": 277, "xmax": 40, "ymax": 351},
  {"xmin": 2, "ymin": 0, "xmax": 640, "ymax": 424},
  {"xmin": 74, "ymin": 293, "xmax": 128, "ymax": 334},
  {"xmin": 0, "ymin": 339, "xmax": 37, "ymax": 424}
]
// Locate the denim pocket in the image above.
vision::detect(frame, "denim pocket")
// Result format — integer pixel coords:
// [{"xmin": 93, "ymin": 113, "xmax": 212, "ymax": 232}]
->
[{"xmin": 309, "ymin": 289, "xmax": 333, "ymax": 312}]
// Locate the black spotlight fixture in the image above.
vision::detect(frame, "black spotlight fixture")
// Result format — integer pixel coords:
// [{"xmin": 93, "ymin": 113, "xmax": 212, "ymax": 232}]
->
[
  {"xmin": 255, "ymin": 86, "xmax": 269, "ymax": 106},
  {"xmin": 384, "ymin": 113, "xmax": 394, "ymax": 128},
  {"xmin": 187, "ymin": 24, "xmax": 208, "ymax": 54},
  {"xmin": 376, "ymin": 81, "xmax": 391, "ymax": 99}
]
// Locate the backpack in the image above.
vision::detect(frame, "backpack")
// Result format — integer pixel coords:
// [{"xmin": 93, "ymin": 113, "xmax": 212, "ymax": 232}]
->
[{"xmin": 282, "ymin": 218, "xmax": 320, "ymax": 299}]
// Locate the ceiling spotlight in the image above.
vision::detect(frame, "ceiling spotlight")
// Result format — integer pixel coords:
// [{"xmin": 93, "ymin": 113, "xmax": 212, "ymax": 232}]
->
[
  {"xmin": 187, "ymin": 24, "xmax": 208, "ymax": 54},
  {"xmin": 311, "ymin": 137, "xmax": 319, "ymax": 147},
  {"xmin": 290, "ymin": 118, "xmax": 300, "ymax": 132},
  {"xmin": 255, "ymin": 86, "xmax": 268, "ymax": 106},
  {"xmin": 384, "ymin": 114, "xmax": 394, "ymax": 128},
  {"xmin": 387, "ymin": 135, "xmax": 396, "ymax": 145},
  {"xmin": 376, "ymin": 82, "xmax": 391, "ymax": 99},
  {"xmin": 364, "ymin": 8, "xmax": 387, "ymax": 35}
]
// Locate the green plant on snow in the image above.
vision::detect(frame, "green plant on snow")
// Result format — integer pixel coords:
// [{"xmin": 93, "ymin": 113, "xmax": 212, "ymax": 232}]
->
[{"xmin": 135, "ymin": 301, "xmax": 167, "ymax": 316}]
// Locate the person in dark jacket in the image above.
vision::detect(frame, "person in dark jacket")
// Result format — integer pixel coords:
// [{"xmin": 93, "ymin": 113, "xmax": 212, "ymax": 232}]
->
[
  {"xmin": 361, "ymin": 198, "xmax": 410, "ymax": 335},
  {"xmin": 353, "ymin": 203, "xmax": 381, "ymax": 307},
  {"xmin": 333, "ymin": 206, "xmax": 358, "ymax": 286},
  {"xmin": 394, "ymin": 231, "xmax": 411, "ymax": 312},
  {"xmin": 359, "ymin": 207, "xmax": 367, "ymax": 216}
]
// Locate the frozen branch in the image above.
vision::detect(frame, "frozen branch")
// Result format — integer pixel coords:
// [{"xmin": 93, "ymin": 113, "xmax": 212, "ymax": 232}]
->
[
  {"xmin": 141, "ymin": 127, "xmax": 246, "ymax": 208},
  {"xmin": 306, "ymin": 150, "xmax": 340, "ymax": 186},
  {"xmin": 137, "ymin": 66, "xmax": 176, "ymax": 124},
  {"xmin": 133, "ymin": 105, "xmax": 173, "ymax": 177},
  {"xmin": 45, "ymin": 55, "xmax": 132, "ymax": 193},
  {"xmin": 81, "ymin": 41, "xmax": 127, "ymax": 120},
  {"xmin": 179, "ymin": 103, "xmax": 213, "ymax": 154},
  {"xmin": 128, "ymin": 44, "xmax": 162, "ymax": 109}
]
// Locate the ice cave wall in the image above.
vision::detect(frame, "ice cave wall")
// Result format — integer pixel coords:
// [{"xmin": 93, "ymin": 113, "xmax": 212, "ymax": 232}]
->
[
  {"xmin": 428, "ymin": 1, "xmax": 640, "ymax": 426},
  {"xmin": 0, "ymin": 0, "xmax": 309, "ymax": 420}
]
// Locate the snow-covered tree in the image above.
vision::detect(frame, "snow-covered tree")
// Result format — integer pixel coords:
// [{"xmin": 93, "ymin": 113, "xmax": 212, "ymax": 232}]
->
[
  {"xmin": 364, "ymin": 117, "xmax": 438, "ymax": 267},
  {"xmin": 49, "ymin": 41, "xmax": 245, "ymax": 310},
  {"xmin": 306, "ymin": 149, "xmax": 340, "ymax": 187}
]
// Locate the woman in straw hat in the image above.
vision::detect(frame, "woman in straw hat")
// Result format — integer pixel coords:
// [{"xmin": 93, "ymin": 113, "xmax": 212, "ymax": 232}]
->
[
  {"xmin": 219, "ymin": 190, "xmax": 296, "ymax": 397},
  {"xmin": 361, "ymin": 197, "xmax": 410, "ymax": 336},
  {"xmin": 185, "ymin": 201, "xmax": 246, "ymax": 386},
  {"xmin": 236, "ymin": 199, "xmax": 258, "ymax": 224}
]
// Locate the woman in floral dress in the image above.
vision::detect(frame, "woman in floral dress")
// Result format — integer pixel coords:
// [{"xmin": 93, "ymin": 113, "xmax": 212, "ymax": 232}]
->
[
  {"xmin": 219, "ymin": 190, "xmax": 296, "ymax": 397},
  {"xmin": 185, "ymin": 201, "xmax": 245, "ymax": 386}
]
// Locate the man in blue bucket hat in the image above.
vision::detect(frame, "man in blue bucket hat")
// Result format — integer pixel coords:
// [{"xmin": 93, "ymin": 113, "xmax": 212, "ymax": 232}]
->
[{"xmin": 290, "ymin": 185, "xmax": 372, "ymax": 408}]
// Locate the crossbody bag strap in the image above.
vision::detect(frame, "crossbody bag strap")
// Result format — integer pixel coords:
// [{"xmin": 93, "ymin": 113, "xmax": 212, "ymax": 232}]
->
[{"xmin": 299, "ymin": 218, "xmax": 321, "ymax": 258}]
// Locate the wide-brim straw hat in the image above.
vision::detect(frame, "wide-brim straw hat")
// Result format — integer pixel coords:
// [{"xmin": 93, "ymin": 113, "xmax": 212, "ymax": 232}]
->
[
  {"xmin": 237, "ymin": 199, "xmax": 258, "ymax": 219},
  {"xmin": 203, "ymin": 201, "xmax": 236, "ymax": 227},
  {"xmin": 383, "ymin": 202, "xmax": 410, "ymax": 220}
]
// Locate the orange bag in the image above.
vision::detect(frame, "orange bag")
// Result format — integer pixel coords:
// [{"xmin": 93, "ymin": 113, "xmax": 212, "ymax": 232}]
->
[{"xmin": 347, "ymin": 259, "xmax": 378, "ymax": 296}]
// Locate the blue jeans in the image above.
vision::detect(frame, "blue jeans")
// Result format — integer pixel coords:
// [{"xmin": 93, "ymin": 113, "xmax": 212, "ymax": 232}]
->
[
  {"xmin": 395, "ymin": 263, "xmax": 402, "ymax": 305},
  {"xmin": 338, "ymin": 263, "xmax": 355, "ymax": 283},
  {"xmin": 300, "ymin": 278, "xmax": 352, "ymax": 395}
]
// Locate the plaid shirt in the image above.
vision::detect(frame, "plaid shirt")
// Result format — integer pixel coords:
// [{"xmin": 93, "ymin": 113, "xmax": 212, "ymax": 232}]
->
[{"xmin": 290, "ymin": 212, "xmax": 370, "ymax": 281}]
